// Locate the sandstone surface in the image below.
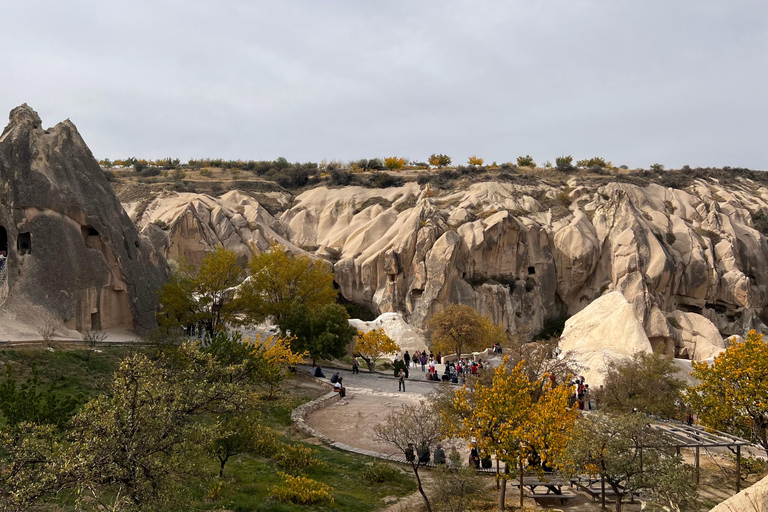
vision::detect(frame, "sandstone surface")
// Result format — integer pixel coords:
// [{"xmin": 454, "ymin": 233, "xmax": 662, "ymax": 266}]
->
[{"xmin": 0, "ymin": 105, "xmax": 167, "ymax": 336}]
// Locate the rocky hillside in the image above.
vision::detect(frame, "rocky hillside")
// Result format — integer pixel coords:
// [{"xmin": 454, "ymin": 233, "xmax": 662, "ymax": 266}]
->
[{"xmin": 121, "ymin": 165, "xmax": 768, "ymax": 364}]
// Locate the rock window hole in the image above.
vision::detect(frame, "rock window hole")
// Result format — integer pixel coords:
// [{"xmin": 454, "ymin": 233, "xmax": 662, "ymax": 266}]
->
[
  {"xmin": 17, "ymin": 232, "xmax": 31, "ymax": 255},
  {"xmin": 0, "ymin": 226, "xmax": 7, "ymax": 255},
  {"xmin": 528, "ymin": 266, "xmax": 536, "ymax": 275}
]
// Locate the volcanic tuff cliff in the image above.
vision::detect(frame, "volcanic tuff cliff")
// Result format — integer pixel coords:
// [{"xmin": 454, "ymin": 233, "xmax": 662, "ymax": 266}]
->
[
  {"xmin": 128, "ymin": 167, "xmax": 768, "ymax": 361},
  {"xmin": 0, "ymin": 105, "xmax": 167, "ymax": 336}
]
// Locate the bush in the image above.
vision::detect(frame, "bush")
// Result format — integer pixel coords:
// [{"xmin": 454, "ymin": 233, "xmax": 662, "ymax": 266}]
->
[
  {"xmin": 153, "ymin": 219, "xmax": 169, "ymax": 230},
  {"xmin": 273, "ymin": 444, "xmax": 326, "ymax": 474},
  {"xmin": 576, "ymin": 156, "xmax": 609, "ymax": 169},
  {"xmin": 650, "ymin": 163, "xmax": 665, "ymax": 172},
  {"xmin": 329, "ymin": 168, "xmax": 353, "ymax": 186},
  {"xmin": 467, "ymin": 155, "xmax": 483, "ymax": 166},
  {"xmin": 269, "ymin": 473, "xmax": 334, "ymax": 505},
  {"xmin": 555, "ymin": 155, "xmax": 574, "ymax": 172},
  {"xmin": 516, "ymin": 155, "xmax": 535, "ymax": 168},
  {"xmin": 363, "ymin": 462, "xmax": 401, "ymax": 483},
  {"xmin": 102, "ymin": 170, "xmax": 116, "ymax": 181},
  {"xmin": 365, "ymin": 172, "xmax": 403, "ymax": 189},
  {"xmin": 384, "ymin": 157, "xmax": 405, "ymax": 170}
]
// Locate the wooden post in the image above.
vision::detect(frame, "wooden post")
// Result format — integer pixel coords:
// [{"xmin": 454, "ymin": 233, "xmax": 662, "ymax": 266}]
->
[
  {"xmin": 639, "ymin": 448, "xmax": 643, "ymax": 473},
  {"xmin": 601, "ymin": 474, "xmax": 606, "ymax": 510},
  {"xmin": 695, "ymin": 446, "xmax": 700, "ymax": 485},
  {"xmin": 519, "ymin": 457, "xmax": 525, "ymax": 509},
  {"xmin": 496, "ymin": 458, "xmax": 500, "ymax": 490},
  {"xmin": 736, "ymin": 445, "xmax": 741, "ymax": 493}
]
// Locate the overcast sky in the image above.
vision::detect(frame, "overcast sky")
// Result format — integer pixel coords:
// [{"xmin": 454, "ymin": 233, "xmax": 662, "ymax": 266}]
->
[{"xmin": 1, "ymin": 1, "xmax": 766, "ymax": 169}]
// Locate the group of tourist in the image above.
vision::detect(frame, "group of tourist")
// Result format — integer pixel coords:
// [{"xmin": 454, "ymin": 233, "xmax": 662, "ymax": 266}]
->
[
  {"xmin": 401, "ymin": 350, "xmax": 442, "ymax": 371},
  {"xmin": 569, "ymin": 376, "xmax": 591, "ymax": 410}
]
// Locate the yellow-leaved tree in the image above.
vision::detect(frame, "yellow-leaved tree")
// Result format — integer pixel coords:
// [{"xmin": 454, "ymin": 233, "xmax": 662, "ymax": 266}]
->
[
  {"xmin": 690, "ymin": 330, "xmax": 768, "ymax": 451},
  {"xmin": 384, "ymin": 157, "xmax": 405, "ymax": 170},
  {"xmin": 467, "ymin": 155, "xmax": 484, "ymax": 166},
  {"xmin": 250, "ymin": 335, "xmax": 308, "ymax": 398},
  {"xmin": 354, "ymin": 329, "xmax": 400, "ymax": 372},
  {"xmin": 428, "ymin": 304, "xmax": 502, "ymax": 359},
  {"xmin": 452, "ymin": 359, "xmax": 578, "ymax": 510}
]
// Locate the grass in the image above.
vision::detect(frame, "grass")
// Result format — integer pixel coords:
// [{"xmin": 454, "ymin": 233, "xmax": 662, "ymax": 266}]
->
[{"xmin": 0, "ymin": 345, "xmax": 416, "ymax": 511}]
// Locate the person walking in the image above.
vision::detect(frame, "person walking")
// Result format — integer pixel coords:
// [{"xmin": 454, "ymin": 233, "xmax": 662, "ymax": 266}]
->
[
  {"xmin": 352, "ymin": 358, "xmax": 359, "ymax": 374},
  {"xmin": 404, "ymin": 350, "xmax": 411, "ymax": 368},
  {"xmin": 412, "ymin": 350, "xmax": 420, "ymax": 368},
  {"xmin": 420, "ymin": 353, "xmax": 426, "ymax": 372},
  {"xmin": 398, "ymin": 368, "xmax": 406, "ymax": 392}
]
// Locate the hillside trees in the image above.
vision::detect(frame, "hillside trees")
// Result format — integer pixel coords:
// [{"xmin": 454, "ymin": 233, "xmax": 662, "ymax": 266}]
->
[
  {"xmin": 284, "ymin": 303, "xmax": 357, "ymax": 365},
  {"xmin": 689, "ymin": 330, "xmax": 768, "ymax": 450},
  {"xmin": 428, "ymin": 154, "xmax": 451, "ymax": 168},
  {"xmin": 355, "ymin": 329, "xmax": 400, "ymax": 371},
  {"xmin": 384, "ymin": 157, "xmax": 405, "ymax": 170},
  {"xmin": 467, "ymin": 156, "xmax": 484, "ymax": 166},
  {"xmin": 516, "ymin": 155, "xmax": 535, "ymax": 168},
  {"xmin": 555, "ymin": 155, "xmax": 574, "ymax": 172}
]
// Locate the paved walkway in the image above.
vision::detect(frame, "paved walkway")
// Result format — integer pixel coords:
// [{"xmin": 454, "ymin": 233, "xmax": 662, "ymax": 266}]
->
[{"xmin": 299, "ymin": 364, "xmax": 449, "ymax": 395}]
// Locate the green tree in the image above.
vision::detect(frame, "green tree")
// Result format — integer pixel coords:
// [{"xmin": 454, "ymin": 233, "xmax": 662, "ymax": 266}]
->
[
  {"xmin": 597, "ymin": 350, "xmax": 685, "ymax": 418},
  {"xmin": 66, "ymin": 344, "xmax": 250, "ymax": 508},
  {"xmin": 157, "ymin": 247, "xmax": 244, "ymax": 336},
  {"xmin": 284, "ymin": 304, "xmax": 356, "ymax": 365},
  {"xmin": 516, "ymin": 155, "xmax": 535, "ymax": 168},
  {"xmin": 690, "ymin": 330, "xmax": 768, "ymax": 451},
  {"xmin": 576, "ymin": 156, "xmax": 609, "ymax": 169},
  {"xmin": 210, "ymin": 414, "xmax": 279, "ymax": 477},
  {"xmin": 427, "ymin": 304, "xmax": 495, "ymax": 358},
  {"xmin": 565, "ymin": 413, "xmax": 697, "ymax": 512},
  {"xmin": 240, "ymin": 244, "xmax": 337, "ymax": 329}
]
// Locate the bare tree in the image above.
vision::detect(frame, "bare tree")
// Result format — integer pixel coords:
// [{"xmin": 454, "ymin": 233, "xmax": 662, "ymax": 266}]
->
[
  {"xmin": 374, "ymin": 401, "xmax": 445, "ymax": 512},
  {"xmin": 83, "ymin": 330, "xmax": 108, "ymax": 361},
  {"xmin": 37, "ymin": 320, "xmax": 58, "ymax": 348}
]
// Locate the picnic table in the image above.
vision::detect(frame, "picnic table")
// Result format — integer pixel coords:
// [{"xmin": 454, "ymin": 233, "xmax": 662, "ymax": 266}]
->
[{"xmin": 510, "ymin": 475, "xmax": 577, "ymax": 504}]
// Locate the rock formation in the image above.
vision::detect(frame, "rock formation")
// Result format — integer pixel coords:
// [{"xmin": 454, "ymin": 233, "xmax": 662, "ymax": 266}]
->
[{"xmin": 0, "ymin": 105, "xmax": 167, "ymax": 337}]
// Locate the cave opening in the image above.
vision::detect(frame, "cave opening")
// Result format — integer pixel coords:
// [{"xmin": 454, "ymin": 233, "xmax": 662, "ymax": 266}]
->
[
  {"xmin": 0, "ymin": 226, "xmax": 7, "ymax": 255},
  {"xmin": 17, "ymin": 232, "xmax": 31, "ymax": 255}
]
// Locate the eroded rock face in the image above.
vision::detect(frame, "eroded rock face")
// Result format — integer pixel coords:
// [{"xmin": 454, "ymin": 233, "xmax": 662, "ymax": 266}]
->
[
  {"xmin": 0, "ymin": 105, "xmax": 167, "ymax": 335},
  {"xmin": 120, "ymin": 154, "xmax": 768, "ymax": 368}
]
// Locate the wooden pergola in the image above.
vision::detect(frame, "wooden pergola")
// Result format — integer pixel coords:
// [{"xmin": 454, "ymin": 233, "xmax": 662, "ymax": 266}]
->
[{"xmin": 650, "ymin": 422, "xmax": 753, "ymax": 492}]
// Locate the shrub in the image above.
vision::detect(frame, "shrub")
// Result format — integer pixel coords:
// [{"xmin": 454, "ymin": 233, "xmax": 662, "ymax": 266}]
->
[
  {"xmin": 273, "ymin": 444, "xmax": 326, "ymax": 474},
  {"xmin": 467, "ymin": 155, "xmax": 483, "ymax": 166},
  {"xmin": 499, "ymin": 162, "xmax": 515, "ymax": 171},
  {"xmin": 363, "ymin": 462, "xmax": 401, "ymax": 483},
  {"xmin": 516, "ymin": 155, "xmax": 535, "ymax": 168},
  {"xmin": 665, "ymin": 232, "xmax": 676, "ymax": 245},
  {"xmin": 650, "ymin": 163, "xmax": 665, "ymax": 172},
  {"xmin": 576, "ymin": 156, "xmax": 609, "ymax": 169},
  {"xmin": 555, "ymin": 155, "xmax": 574, "ymax": 172},
  {"xmin": 428, "ymin": 153, "xmax": 451, "ymax": 168},
  {"xmin": 269, "ymin": 473, "xmax": 334, "ymax": 505},
  {"xmin": 152, "ymin": 219, "xmax": 169, "ymax": 230},
  {"xmin": 365, "ymin": 172, "xmax": 403, "ymax": 189},
  {"xmin": 384, "ymin": 157, "xmax": 405, "ymax": 170},
  {"xmin": 329, "ymin": 168, "xmax": 353, "ymax": 186}
]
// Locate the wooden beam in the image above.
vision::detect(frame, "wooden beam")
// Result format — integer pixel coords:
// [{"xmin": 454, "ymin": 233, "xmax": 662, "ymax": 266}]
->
[{"xmin": 736, "ymin": 445, "xmax": 741, "ymax": 493}]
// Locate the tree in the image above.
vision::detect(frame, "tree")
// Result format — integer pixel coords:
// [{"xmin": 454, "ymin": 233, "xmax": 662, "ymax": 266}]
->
[
  {"xmin": 250, "ymin": 334, "xmax": 307, "ymax": 398},
  {"xmin": 516, "ymin": 155, "xmax": 535, "ymax": 168},
  {"xmin": 597, "ymin": 350, "xmax": 685, "ymax": 418},
  {"xmin": 451, "ymin": 359, "xmax": 578, "ymax": 510},
  {"xmin": 501, "ymin": 333, "xmax": 581, "ymax": 400},
  {"xmin": 354, "ymin": 329, "xmax": 400, "ymax": 372},
  {"xmin": 384, "ymin": 157, "xmax": 405, "ymax": 170},
  {"xmin": 209, "ymin": 414, "xmax": 279, "ymax": 477},
  {"xmin": 428, "ymin": 154, "xmax": 451, "ymax": 168},
  {"xmin": 284, "ymin": 303, "xmax": 356, "ymax": 365},
  {"xmin": 428, "ymin": 304, "xmax": 494, "ymax": 358},
  {"xmin": 555, "ymin": 155, "xmax": 574, "ymax": 172},
  {"xmin": 240, "ymin": 244, "xmax": 337, "ymax": 329},
  {"xmin": 431, "ymin": 451, "xmax": 486, "ymax": 512},
  {"xmin": 576, "ymin": 156, "xmax": 609, "ymax": 169},
  {"xmin": 690, "ymin": 330, "xmax": 768, "ymax": 451},
  {"xmin": 157, "ymin": 247, "xmax": 245, "ymax": 336},
  {"xmin": 374, "ymin": 401, "xmax": 445, "ymax": 512},
  {"xmin": 36, "ymin": 320, "xmax": 57, "ymax": 348},
  {"xmin": 82, "ymin": 329, "xmax": 108, "ymax": 362},
  {"xmin": 467, "ymin": 156, "xmax": 484, "ymax": 166},
  {"xmin": 565, "ymin": 413, "xmax": 696, "ymax": 512},
  {"xmin": 65, "ymin": 344, "xmax": 249, "ymax": 508}
]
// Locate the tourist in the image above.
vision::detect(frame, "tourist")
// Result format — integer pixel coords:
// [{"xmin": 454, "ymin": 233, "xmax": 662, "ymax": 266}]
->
[
  {"xmin": 352, "ymin": 358, "xmax": 359, "ymax": 374},
  {"xmin": 413, "ymin": 350, "xmax": 420, "ymax": 368},
  {"xmin": 334, "ymin": 379, "xmax": 346, "ymax": 398},
  {"xmin": 404, "ymin": 350, "xmax": 411, "ymax": 367},
  {"xmin": 313, "ymin": 366, "xmax": 326, "ymax": 378},
  {"xmin": 330, "ymin": 372, "xmax": 341, "ymax": 384},
  {"xmin": 418, "ymin": 443, "xmax": 430, "ymax": 464},
  {"xmin": 434, "ymin": 444, "xmax": 446, "ymax": 465},
  {"xmin": 398, "ymin": 367, "xmax": 406, "ymax": 392},
  {"xmin": 481, "ymin": 453, "xmax": 493, "ymax": 469},
  {"xmin": 405, "ymin": 443, "xmax": 415, "ymax": 463},
  {"xmin": 420, "ymin": 353, "xmax": 427, "ymax": 372},
  {"xmin": 436, "ymin": 351, "xmax": 441, "ymax": 364},
  {"xmin": 469, "ymin": 445, "xmax": 480, "ymax": 469}
]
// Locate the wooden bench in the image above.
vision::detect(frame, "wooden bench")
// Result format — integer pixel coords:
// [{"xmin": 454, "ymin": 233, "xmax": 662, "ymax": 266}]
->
[{"xmin": 525, "ymin": 492, "xmax": 577, "ymax": 504}]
